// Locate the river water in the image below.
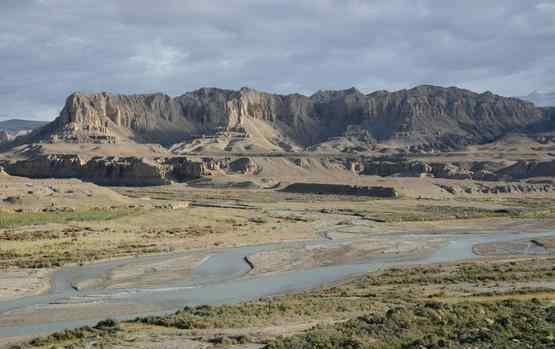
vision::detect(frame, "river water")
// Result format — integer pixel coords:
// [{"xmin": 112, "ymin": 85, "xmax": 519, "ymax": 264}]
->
[{"xmin": 0, "ymin": 230, "xmax": 553, "ymax": 338}]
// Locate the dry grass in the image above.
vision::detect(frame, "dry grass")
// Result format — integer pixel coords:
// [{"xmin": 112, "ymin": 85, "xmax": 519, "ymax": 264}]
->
[{"xmin": 18, "ymin": 256, "xmax": 555, "ymax": 349}]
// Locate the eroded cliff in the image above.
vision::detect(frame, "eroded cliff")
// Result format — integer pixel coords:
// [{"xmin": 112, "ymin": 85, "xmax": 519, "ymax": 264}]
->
[{"xmin": 23, "ymin": 85, "xmax": 549, "ymax": 151}]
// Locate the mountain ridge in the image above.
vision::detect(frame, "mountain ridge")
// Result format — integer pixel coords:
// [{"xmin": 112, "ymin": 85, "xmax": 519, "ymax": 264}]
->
[
  {"xmin": 12, "ymin": 85, "xmax": 550, "ymax": 152},
  {"xmin": 0, "ymin": 119, "xmax": 48, "ymax": 143}
]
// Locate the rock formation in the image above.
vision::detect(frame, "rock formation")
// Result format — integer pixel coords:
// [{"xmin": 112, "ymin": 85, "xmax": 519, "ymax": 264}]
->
[
  {"xmin": 361, "ymin": 158, "xmax": 555, "ymax": 182},
  {"xmin": 22, "ymin": 85, "xmax": 548, "ymax": 151},
  {"xmin": 166, "ymin": 157, "xmax": 206, "ymax": 180},
  {"xmin": 5, "ymin": 154, "xmax": 84, "ymax": 178},
  {"xmin": 81, "ymin": 157, "xmax": 169, "ymax": 186},
  {"xmin": 361, "ymin": 160, "xmax": 432, "ymax": 177},
  {"xmin": 228, "ymin": 158, "xmax": 261, "ymax": 175},
  {"xmin": 363, "ymin": 86, "xmax": 543, "ymax": 148},
  {"xmin": 442, "ymin": 183, "xmax": 555, "ymax": 195},
  {"xmin": 4, "ymin": 154, "xmax": 205, "ymax": 186},
  {"xmin": 497, "ymin": 160, "xmax": 555, "ymax": 180}
]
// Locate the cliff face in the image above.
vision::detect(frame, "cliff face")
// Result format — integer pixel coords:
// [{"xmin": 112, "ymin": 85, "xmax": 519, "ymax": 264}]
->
[
  {"xmin": 35, "ymin": 85, "xmax": 547, "ymax": 150},
  {"xmin": 178, "ymin": 87, "xmax": 319, "ymax": 146},
  {"xmin": 51, "ymin": 92, "xmax": 195, "ymax": 145},
  {"xmin": 4, "ymin": 155, "xmax": 205, "ymax": 186},
  {"xmin": 364, "ymin": 86, "xmax": 543, "ymax": 147}
]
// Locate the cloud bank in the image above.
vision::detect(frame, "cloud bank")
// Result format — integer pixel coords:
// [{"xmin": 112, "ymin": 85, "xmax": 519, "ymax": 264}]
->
[{"xmin": 1, "ymin": 0, "xmax": 554, "ymax": 120}]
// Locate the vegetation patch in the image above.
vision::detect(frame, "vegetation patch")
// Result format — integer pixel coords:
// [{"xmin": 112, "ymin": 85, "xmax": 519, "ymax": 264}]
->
[
  {"xmin": 266, "ymin": 300, "xmax": 555, "ymax": 349},
  {"xmin": 355, "ymin": 258, "xmax": 555, "ymax": 287},
  {"xmin": 133, "ymin": 296, "xmax": 379, "ymax": 330},
  {"xmin": 13, "ymin": 319, "xmax": 121, "ymax": 349},
  {"xmin": 0, "ymin": 208, "xmax": 140, "ymax": 229}
]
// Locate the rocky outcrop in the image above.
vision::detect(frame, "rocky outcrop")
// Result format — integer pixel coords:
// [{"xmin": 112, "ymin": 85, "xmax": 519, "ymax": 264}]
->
[
  {"xmin": 440, "ymin": 183, "xmax": 555, "ymax": 195},
  {"xmin": 166, "ymin": 157, "xmax": 206, "ymax": 180},
  {"xmin": 497, "ymin": 160, "xmax": 555, "ymax": 180},
  {"xmin": 360, "ymin": 158, "xmax": 555, "ymax": 181},
  {"xmin": 361, "ymin": 159, "xmax": 477, "ymax": 179},
  {"xmin": 40, "ymin": 88, "xmax": 319, "ymax": 148},
  {"xmin": 228, "ymin": 158, "xmax": 261, "ymax": 175},
  {"xmin": 282, "ymin": 183, "xmax": 399, "ymax": 198},
  {"xmin": 486, "ymin": 183, "xmax": 554, "ymax": 194},
  {"xmin": 183, "ymin": 157, "xmax": 263, "ymax": 176},
  {"xmin": 361, "ymin": 160, "xmax": 432, "ymax": 177},
  {"xmin": 364, "ymin": 86, "xmax": 543, "ymax": 148},
  {"xmin": 429, "ymin": 163, "xmax": 473, "ymax": 180},
  {"xmin": 4, "ymin": 154, "xmax": 204, "ymax": 186},
  {"xmin": 82, "ymin": 157, "xmax": 169, "ymax": 186},
  {"xmin": 5, "ymin": 154, "xmax": 84, "ymax": 178},
  {"xmin": 23, "ymin": 85, "xmax": 548, "ymax": 151},
  {"xmin": 198, "ymin": 157, "xmax": 228, "ymax": 175},
  {"xmin": 472, "ymin": 170, "xmax": 500, "ymax": 181}
]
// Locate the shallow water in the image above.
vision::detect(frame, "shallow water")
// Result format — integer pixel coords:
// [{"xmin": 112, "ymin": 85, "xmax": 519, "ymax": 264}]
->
[{"xmin": 0, "ymin": 230, "xmax": 553, "ymax": 338}]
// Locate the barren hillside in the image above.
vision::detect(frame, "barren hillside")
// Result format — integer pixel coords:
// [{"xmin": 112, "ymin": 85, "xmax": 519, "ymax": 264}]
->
[{"xmin": 15, "ymin": 85, "xmax": 550, "ymax": 153}]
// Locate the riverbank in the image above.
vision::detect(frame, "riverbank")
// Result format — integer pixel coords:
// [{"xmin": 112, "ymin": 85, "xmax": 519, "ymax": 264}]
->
[
  {"xmin": 10, "ymin": 254, "xmax": 555, "ymax": 349},
  {"xmin": 1, "ymin": 229, "xmax": 554, "ymax": 345}
]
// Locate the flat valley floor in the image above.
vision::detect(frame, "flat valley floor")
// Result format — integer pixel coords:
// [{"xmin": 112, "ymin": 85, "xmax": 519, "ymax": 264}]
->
[{"xmin": 1, "ymin": 173, "xmax": 555, "ymax": 348}]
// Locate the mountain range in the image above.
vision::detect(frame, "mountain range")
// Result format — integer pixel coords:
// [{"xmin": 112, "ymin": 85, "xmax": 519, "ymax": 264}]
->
[
  {"xmin": 0, "ymin": 119, "xmax": 48, "ymax": 143},
  {"xmin": 12, "ymin": 85, "xmax": 555, "ymax": 152}
]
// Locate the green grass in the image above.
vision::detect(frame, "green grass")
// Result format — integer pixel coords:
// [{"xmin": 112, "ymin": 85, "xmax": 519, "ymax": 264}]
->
[{"xmin": 0, "ymin": 208, "xmax": 140, "ymax": 229}]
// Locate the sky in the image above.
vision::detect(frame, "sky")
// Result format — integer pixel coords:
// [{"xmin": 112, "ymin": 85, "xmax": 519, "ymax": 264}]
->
[{"xmin": 0, "ymin": 0, "xmax": 554, "ymax": 121}]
